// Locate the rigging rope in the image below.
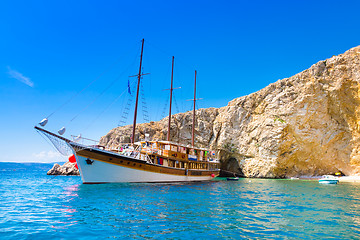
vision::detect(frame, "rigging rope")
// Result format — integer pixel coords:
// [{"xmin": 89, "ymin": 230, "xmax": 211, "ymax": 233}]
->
[
  {"xmin": 36, "ymin": 130, "xmax": 73, "ymax": 156},
  {"xmin": 173, "ymin": 92, "xmax": 180, "ymax": 114},
  {"xmin": 140, "ymin": 78, "xmax": 150, "ymax": 123},
  {"xmin": 82, "ymin": 77, "xmax": 138, "ymax": 132},
  {"xmin": 46, "ymin": 42, "xmax": 140, "ymax": 119},
  {"xmin": 160, "ymin": 95, "xmax": 169, "ymax": 119},
  {"xmin": 118, "ymin": 78, "xmax": 136, "ymax": 127},
  {"xmin": 66, "ymin": 55, "xmax": 139, "ymax": 128},
  {"xmin": 36, "ymin": 130, "xmax": 64, "ymax": 155}
]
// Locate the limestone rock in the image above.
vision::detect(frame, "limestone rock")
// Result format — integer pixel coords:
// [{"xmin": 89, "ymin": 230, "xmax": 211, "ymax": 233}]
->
[
  {"xmin": 47, "ymin": 162, "xmax": 79, "ymax": 175},
  {"xmin": 100, "ymin": 46, "xmax": 360, "ymax": 178},
  {"xmin": 100, "ymin": 107, "xmax": 219, "ymax": 149}
]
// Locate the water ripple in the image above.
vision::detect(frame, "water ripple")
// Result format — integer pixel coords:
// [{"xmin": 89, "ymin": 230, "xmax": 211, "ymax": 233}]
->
[{"xmin": 1, "ymin": 171, "xmax": 360, "ymax": 239}]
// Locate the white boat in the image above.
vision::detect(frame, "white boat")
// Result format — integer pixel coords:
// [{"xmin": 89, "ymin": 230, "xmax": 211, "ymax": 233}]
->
[
  {"xmin": 35, "ymin": 39, "xmax": 220, "ymax": 183},
  {"xmin": 226, "ymin": 177, "xmax": 239, "ymax": 181},
  {"xmin": 290, "ymin": 177, "xmax": 299, "ymax": 180},
  {"xmin": 318, "ymin": 175, "xmax": 339, "ymax": 184}
]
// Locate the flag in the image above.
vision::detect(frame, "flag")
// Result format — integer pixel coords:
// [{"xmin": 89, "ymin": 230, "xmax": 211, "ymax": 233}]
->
[{"xmin": 128, "ymin": 80, "xmax": 131, "ymax": 95}]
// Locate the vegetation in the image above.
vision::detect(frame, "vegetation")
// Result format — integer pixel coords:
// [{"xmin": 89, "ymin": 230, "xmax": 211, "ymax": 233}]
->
[
  {"xmin": 274, "ymin": 115, "xmax": 285, "ymax": 123},
  {"xmin": 222, "ymin": 142, "xmax": 238, "ymax": 153}
]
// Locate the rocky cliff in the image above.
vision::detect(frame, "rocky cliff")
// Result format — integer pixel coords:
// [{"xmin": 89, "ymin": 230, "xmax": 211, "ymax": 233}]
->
[
  {"xmin": 100, "ymin": 46, "xmax": 360, "ymax": 178},
  {"xmin": 47, "ymin": 162, "xmax": 79, "ymax": 175}
]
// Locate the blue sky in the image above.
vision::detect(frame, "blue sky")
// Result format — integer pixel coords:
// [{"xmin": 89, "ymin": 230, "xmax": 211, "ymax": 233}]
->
[{"xmin": 1, "ymin": 0, "xmax": 360, "ymax": 162}]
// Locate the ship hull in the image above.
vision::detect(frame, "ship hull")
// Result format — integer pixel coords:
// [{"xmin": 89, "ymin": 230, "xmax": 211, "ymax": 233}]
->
[{"xmin": 73, "ymin": 146, "xmax": 218, "ymax": 183}]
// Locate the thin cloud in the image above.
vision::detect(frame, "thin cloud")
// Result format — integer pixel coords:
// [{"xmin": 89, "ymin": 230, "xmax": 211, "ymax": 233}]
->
[
  {"xmin": 7, "ymin": 66, "xmax": 34, "ymax": 87},
  {"xmin": 32, "ymin": 150, "xmax": 63, "ymax": 162}
]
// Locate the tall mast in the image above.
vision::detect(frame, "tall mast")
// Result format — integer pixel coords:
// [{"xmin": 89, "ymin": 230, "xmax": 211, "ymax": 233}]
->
[
  {"xmin": 131, "ymin": 38, "xmax": 144, "ymax": 144},
  {"xmin": 192, "ymin": 70, "xmax": 197, "ymax": 147},
  {"xmin": 167, "ymin": 56, "xmax": 175, "ymax": 141}
]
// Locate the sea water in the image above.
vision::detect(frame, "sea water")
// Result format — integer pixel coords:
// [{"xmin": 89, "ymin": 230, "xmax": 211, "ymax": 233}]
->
[{"xmin": 1, "ymin": 163, "xmax": 360, "ymax": 239}]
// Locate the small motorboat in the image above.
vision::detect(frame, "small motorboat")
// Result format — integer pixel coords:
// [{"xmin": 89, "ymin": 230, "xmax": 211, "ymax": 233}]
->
[
  {"xmin": 319, "ymin": 175, "xmax": 339, "ymax": 184},
  {"xmin": 226, "ymin": 177, "xmax": 239, "ymax": 181}
]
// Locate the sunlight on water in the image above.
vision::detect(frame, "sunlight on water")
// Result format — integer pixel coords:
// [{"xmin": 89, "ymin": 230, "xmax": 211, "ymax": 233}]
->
[{"xmin": 1, "ymin": 166, "xmax": 360, "ymax": 239}]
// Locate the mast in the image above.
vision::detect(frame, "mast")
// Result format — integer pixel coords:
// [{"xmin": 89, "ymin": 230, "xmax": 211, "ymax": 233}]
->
[
  {"xmin": 192, "ymin": 70, "xmax": 197, "ymax": 147},
  {"xmin": 132, "ymin": 38, "xmax": 144, "ymax": 144},
  {"xmin": 167, "ymin": 56, "xmax": 175, "ymax": 141}
]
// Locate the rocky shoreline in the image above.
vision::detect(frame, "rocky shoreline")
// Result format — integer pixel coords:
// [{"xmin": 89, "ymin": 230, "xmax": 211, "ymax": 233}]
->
[{"xmin": 47, "ymin": 162, "xmax": 79, "ymax": 175}]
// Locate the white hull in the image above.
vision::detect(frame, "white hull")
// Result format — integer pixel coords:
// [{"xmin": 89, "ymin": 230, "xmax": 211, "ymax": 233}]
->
[
  {"xmin": 318, "ymin": 175, "xmax": 339, "ymax": 184},
  {"xmin": 76, "ymin": 155, "xmax": 214, "ymax": 183},
  {"xmin": 319, "ymin": 180, "xmax": 338, "ymax": 184}
]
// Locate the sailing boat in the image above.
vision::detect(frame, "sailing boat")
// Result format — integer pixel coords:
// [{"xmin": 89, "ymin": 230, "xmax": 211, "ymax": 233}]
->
[{"xmin": 35, "ymin": 39, "xmax": 220, "ymax": 183}]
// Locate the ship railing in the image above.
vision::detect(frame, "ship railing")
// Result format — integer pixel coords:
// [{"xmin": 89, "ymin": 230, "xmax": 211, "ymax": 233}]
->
[
  {"xmin": 121, "ymin": 149, "xmax": 140, "ymax": 158},
  {"xmin": 119, "ymin": 147, "xmax": 154, "ymax": 163},
  {"xmin": 145, "ymin": 153, "xmax": 154, "ymax": 164},
  {"xmin": 71, "ymin": 135, "xmax": 100, "ymax": 146}
]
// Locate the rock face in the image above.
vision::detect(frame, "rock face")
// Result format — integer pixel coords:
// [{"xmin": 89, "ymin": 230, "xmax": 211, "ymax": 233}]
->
[
  {"xmin": 47, "ymin": 162, "xmax": 80, "ymax": 175},
  {"xmin": 100, "ymin": 108, "xmax": 219, "ymax": 149},
  {"xmin": 100, "ymin": 46, "xmax": 360, "ymax": 178}
]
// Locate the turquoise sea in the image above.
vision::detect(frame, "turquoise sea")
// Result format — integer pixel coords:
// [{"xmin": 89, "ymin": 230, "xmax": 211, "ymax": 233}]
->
[{"xmin": 1, "ymin": 163, "xmax": 360, "ymax": 239}]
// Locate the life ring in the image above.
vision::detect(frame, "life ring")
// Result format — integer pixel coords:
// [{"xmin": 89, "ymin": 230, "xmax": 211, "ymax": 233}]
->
[
  {"xmin": 174, "ymin": 153, "xmax": 177, "ymax": 157},
  {"xmin": 182, "ymin": 154, "xmax": 185, "ymax": 158}
]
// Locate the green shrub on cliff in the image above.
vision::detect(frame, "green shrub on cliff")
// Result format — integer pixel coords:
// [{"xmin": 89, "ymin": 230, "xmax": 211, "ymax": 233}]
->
[{"xmin": 222, "ymin": 142, "xmax": 238, "ymax": 153}]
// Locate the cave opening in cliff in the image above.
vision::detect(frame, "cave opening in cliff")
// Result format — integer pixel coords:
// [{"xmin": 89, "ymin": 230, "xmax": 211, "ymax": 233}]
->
[{"xmin": 219, "ymin": 157, "xmax": 244, "ymax": 178}]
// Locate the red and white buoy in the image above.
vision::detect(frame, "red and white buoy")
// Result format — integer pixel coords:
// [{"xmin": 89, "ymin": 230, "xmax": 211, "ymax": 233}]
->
[
  {"xmin": 68, "ymin": 154, "xmax": 78, "ymax": 169},
  {"xmin": 68, "ymin": 154, "xmax": 76, "ymax": 163}
]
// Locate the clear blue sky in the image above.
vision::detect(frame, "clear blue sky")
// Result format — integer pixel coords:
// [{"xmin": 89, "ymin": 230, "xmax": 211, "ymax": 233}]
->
[{"xmin": 1, "ymin": 0, "xmax": 359, "ymax": 162}]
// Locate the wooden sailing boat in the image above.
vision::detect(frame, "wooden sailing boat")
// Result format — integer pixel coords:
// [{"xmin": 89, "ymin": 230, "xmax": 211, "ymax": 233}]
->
[{"xmin": 35, "ymin": 39, "xmax": 220, "ymax": 183}]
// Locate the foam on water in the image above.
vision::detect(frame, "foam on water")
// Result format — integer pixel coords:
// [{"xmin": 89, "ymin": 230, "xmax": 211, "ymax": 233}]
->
[{"xmin": 1, "ymin": 163, "xmax": 360, "ymax": 239}]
